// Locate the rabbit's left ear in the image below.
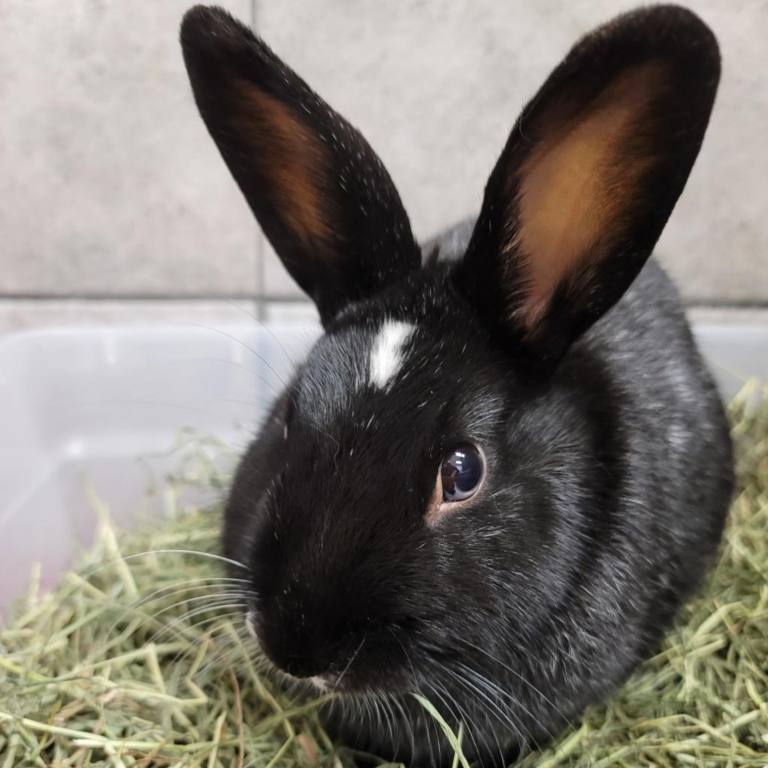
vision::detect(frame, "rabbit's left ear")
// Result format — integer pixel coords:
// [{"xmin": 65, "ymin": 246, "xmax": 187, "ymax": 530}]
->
[
  {"xmin": 455, "ymin": 6, "xmax": 720, "ymax": 367},
  {"xmin": 181, "ymin": 6, "xmax": 420, "ymax": 324}
]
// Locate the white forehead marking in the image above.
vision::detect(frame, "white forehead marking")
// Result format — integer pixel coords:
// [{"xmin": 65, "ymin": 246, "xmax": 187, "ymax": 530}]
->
[{"xmin": 369, "ymin": 319, "xmax": 415, "ymax": 390}]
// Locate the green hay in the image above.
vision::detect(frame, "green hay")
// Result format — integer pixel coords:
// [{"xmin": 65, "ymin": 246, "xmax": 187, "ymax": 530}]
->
[{"xmin": 1, "ymin": 385, "xmax": 767, "ymax": 767}]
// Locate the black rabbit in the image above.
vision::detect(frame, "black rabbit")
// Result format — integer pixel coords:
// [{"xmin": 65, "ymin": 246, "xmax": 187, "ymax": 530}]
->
[{"xmin": 181, "ymin": 5, "xmax": 733, "ymax": 766}]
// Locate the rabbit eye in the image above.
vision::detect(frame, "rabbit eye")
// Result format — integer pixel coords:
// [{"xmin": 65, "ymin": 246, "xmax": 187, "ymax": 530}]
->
[{"xmin": 441, "ymin": 444, "xmax": 484, "ymax": 502}]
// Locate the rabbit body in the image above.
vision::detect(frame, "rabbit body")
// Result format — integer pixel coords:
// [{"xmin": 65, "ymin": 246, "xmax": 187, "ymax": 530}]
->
[{"xmin": 181, "ymin": 4, "xmax": 734, "ymax": 765}]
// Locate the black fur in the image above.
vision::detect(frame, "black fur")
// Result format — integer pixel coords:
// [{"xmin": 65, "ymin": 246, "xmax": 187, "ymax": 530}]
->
[{"xmin": 182, "ymin": 5, "xmax": 733, "ymax": 766}]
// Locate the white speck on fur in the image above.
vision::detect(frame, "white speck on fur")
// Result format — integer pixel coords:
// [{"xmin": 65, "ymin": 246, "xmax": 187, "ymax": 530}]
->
[
  {"xmin": 245, "ymin": 609, "xmax": 258, "ymax": 640},
  {"xmin": 369, "ymin": 320, "xmax": 415, "ymax": 390}
]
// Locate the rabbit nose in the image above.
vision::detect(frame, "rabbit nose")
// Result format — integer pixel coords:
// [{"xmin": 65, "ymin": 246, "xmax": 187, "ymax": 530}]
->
[
  {"xmin": 249, "ymin": 597, "xmax": 340, "ymax": 681},
  {"xmin": 265, "ymin": 624, "xmax": 335, "ymax": 680}
]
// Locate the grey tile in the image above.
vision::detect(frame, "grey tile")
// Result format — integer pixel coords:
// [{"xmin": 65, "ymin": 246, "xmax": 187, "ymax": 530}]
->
[
  {"xmin": 0, "ymin": 299, "xmax": 259, "ymax": 334},
  {"xmin": 255, "ymin": 0, "xmax": 768, "ymax": 304},
  {"xmin": 0, "ymin": 0, "xmax": 257, "ymax": 297},
  {"xmin": 4, "ymin": 0, "xmax": 765, "ymax": 304}
]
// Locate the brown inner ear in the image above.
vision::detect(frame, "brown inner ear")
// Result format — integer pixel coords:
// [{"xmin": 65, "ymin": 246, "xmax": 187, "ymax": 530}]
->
[
  {"xmin": 235, "ymin": 78, "xmax": 334, "ymax": 253},
  {"xmin": 509, "ymin": 61, "xmax": 664, "ymax": 330}
]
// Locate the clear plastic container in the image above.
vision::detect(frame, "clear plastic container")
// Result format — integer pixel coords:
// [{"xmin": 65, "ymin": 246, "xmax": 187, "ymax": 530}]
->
[{"xmin": 0, "ymin": 321, "xmax": 765, "ymax": 614}]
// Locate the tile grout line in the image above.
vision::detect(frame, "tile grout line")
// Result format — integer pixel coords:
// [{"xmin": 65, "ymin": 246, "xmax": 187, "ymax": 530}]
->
[
  {"xmin": 1, "ymin": 296, "xmax": 768, "ymax": 309},
  {"xmin": 0, "ymin": 295, "xmax": 312, "ymax": 304}
]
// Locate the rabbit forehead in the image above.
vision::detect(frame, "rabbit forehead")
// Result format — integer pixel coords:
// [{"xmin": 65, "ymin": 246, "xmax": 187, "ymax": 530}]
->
[
  {"xmin": 294, "ymin": 317, "xmax": 421, "ymax": 426},
  {"xmin": 292, "ymin": 306, "xmax": 507, "ymax": 448}
]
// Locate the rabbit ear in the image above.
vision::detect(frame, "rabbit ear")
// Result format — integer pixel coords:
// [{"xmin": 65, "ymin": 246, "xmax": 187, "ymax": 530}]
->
[
  {"xmin": 181, "ymin": 6, "xmax": 420, "ymax": 324},
  {"xmin": 454, "ymin": 6, "xmax": 720, "ymax": 367}
]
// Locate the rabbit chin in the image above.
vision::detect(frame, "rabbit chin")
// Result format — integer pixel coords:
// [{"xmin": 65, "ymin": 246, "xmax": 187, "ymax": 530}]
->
[{"xmin": 324, "ymin": 691, "xmax": 521, "ymax": 768}]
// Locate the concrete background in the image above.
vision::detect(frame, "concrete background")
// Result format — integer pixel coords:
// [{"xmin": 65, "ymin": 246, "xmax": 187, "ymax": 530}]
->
[{"xmin": 1, "ymin": 0, "xmax": 766, "ymax": 330}]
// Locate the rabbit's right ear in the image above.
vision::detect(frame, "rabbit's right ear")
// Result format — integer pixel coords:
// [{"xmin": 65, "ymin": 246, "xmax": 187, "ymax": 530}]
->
[
  {"xmin": 181, "ymin": 6, "xmax": 420, "ymax": 324},
  {"xmin": 454, "ymin": 6, "xmax": 720, "ymax": 368}
]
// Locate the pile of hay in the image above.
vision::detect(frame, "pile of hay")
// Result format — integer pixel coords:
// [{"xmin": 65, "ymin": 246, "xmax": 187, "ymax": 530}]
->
[{"xmin": 1, "ymin": 386, "xmax": 767, "ymax": 767}]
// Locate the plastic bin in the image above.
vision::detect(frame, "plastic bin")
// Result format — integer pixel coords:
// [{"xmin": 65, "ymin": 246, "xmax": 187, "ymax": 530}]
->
[{"xmin": 1, "ymin": 320, "xmax": 766, "ymax": 615}]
